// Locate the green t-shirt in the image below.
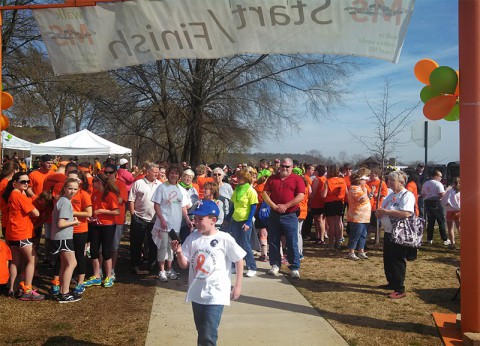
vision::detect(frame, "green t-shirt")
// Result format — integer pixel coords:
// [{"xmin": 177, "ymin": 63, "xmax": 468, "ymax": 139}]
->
[{"xmin": 231, "ymin": 186, "xmax": 258, "ymax": 222}]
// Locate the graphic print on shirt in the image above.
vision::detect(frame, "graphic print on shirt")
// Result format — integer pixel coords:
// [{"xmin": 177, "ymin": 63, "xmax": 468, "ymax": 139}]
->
[
  {"xmin": 167, "ymin": 190, "xmax": 181, "ymax": 205},
  {"xmin": 191, "ymin": 247, "xmax": 217, "ymax": 280}
]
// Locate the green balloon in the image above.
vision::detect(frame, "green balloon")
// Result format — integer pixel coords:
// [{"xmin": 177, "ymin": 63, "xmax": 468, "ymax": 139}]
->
[
  {"xmin": 444, "ymin": 103, "xmax": 460, "ymax": 121},
  {"xmin": 420, "ymin": 85, "xmax": 440, "ymax": 103},
  {"xmin": 429, "ymin": 66, "xmax": 458, "ymax": 94}
]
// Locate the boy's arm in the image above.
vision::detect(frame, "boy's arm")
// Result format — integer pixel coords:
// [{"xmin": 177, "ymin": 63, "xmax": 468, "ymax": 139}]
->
[{"xmin": 231, "ymin": 259, "xmax": 243, "ymax": 301}]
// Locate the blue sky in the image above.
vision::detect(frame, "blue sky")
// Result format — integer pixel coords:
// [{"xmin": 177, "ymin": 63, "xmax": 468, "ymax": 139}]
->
[{"xmin": 254, "ymin": 0, "xmax": 459, "ymax": 165}]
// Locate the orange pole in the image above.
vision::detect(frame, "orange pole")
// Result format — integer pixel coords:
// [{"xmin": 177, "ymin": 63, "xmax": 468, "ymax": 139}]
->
[
  {"xmin": 0, "ymin": 10, "xmax": 3, "ymax": 158},
  {"xmin": 459, "ymin": 0, "xmax": 480, "ymax": 334}
]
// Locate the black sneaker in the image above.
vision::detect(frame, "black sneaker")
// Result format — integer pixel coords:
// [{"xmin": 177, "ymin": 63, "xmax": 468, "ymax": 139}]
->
[{"xmin": 58, "ymin": 293, "xmax": 82, "ymax": 304}]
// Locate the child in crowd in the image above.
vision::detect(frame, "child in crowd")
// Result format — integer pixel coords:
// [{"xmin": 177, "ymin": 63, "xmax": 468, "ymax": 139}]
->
[
  {"xmin": 171, "ymin": 200, "xmax": 245, "ymax": 346},
  {"xmin": 51, "ymin": 178, "xmax": 81, "ymax": 303},
  {"xmin": 441, "ymin": 177, "xmax": 461, "ymax": 249}
]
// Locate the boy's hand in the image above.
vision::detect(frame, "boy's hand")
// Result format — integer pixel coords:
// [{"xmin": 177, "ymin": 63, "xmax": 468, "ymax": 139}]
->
[
  {"xmin": 231, "ymin": 286, "xmax": 241, "ymax": 301},
  {"xmin": 171, "ymin": 240, "xmax": 181, "ymax": 253}
]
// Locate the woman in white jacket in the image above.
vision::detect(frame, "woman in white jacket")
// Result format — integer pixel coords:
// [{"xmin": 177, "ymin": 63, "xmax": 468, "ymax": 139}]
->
[{"xmin": 441, "ymin": 177, "xmax": 460, "ymax": 249}]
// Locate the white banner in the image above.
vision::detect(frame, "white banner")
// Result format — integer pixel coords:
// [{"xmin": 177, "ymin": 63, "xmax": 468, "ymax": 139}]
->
[{"xmin": 33, "ymin": 0, "xmax": 415, "ymax": 75}]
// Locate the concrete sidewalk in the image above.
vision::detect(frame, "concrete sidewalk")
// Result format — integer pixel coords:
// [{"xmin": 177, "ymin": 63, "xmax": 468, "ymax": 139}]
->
[{"xmin": 145, "ymin": 261, "xmax": 348, "ymax": 345}]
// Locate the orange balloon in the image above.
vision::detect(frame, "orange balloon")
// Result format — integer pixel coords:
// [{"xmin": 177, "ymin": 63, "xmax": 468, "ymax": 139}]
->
[
  {"xmin": 414, "ymin": 59, "xmax": 439, "ymax": 84},
  {"xmin": 1, "ymin": 92, "xmax": 13, "ymax": 110},
  {"xmin": 0, "ymin": 113, "xmax": 9, "ymax": 131},
  {"xmin": 423, "ymin": 95, "xmax": 457, "ymax": 120},
  {"xmin": 454, "ymin": 70, "xmax": 460, "ymax": 96}
]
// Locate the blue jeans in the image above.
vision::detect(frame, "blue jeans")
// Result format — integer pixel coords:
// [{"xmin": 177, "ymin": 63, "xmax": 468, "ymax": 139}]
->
[
  {"xmin": 268, "ymin": 211, "xmax": 300, "ymax": 270},
  {"xmin": 347, "ymin": 222, "xmax": 368, "ymax": 250},
  {"xmin": 192, "ymin": 302, "xmax": 224, "ymax": 346},
  {"xmin": 230, "ymin": 220, "xmax": 257, "ymax": 270}
]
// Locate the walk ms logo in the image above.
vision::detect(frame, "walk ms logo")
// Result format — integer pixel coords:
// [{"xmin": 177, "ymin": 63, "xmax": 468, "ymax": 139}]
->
[
  {"xmin": 43, "ymin": 10, "xmax": 94, "ymax": 47},
  {"xmin": 191, "ymin": 248, "xmax": 217, "ymax": 280}
]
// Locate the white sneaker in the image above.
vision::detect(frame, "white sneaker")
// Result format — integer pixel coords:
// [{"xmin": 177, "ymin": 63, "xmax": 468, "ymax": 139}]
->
[
  {"xmin": 291, "ymin": 270, "xmax": 300, "ymax": 279},
  {"xmin": 268, "ymin": 265, "xmax": 280, "ymax": 276},
  {"xmin": 245, "ymin": 270, "xmax": 256, "ymax": 278},
  {"xmin": 443, "ymin": 239, "xmax": 452, "ymax": 246},
  {"xmin": 358, "ymin": 252, "xmax": 368, "ymax": 259},
  {"xmin": 427, "ymin": 240, "xmax": 433, "ymax": 244},
  {"xmin": 167, "ymin": 270, "xmax": 178, "ymax": 280},
  {"xmin": 110, "ymin": 270, "xmax": 116, "ymax": 282},
  {"xmin": 346, "ymin": 253, "xmax": 360, "ymax": 261},
  {"xmin": 158, "ymin": 271, "xmax": 168, "ymax": 282}
]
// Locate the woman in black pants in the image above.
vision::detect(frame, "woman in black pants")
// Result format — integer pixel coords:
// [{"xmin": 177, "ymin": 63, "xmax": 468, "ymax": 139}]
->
[{"xmin": 375, "ymin": 171, "xmax": 416, "ymax": 300}]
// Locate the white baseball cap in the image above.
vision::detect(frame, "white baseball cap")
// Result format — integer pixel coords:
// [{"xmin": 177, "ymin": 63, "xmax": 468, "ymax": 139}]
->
[{"xmin": 119, "ymin": 158, "xmax": 128, "ymax": 165}]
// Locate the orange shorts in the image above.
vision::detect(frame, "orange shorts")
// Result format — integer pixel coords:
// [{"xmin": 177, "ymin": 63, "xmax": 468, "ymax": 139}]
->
[{"xmin": 446, "ymin": 211, "xmax": 460, "ymax": 222}]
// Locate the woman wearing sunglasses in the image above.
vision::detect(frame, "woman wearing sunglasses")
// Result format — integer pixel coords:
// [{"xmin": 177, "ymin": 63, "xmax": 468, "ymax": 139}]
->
[{"xmin": 3, "ymin": 172, "xmax": 43, "ymax": 300}]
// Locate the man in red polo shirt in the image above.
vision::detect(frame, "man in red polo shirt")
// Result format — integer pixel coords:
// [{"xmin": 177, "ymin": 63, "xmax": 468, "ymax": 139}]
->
[{"xmin": 262, "ymin": 158, "xmax": 305, "ymax": 279}]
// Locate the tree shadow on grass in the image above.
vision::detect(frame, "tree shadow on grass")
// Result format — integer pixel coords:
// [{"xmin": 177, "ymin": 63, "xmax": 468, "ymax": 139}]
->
[
  {"xmin": 290, "ymin": 277, "xmax": 389, "ymax": 296},
  {"xmin": 414, "ymin": 287, "xmax": 460, "ymax": 312},
  {"xmin": 239, "ymin": 294, "xmax": 439, "ymax": 337},
  {"xmin": 43, "ymin": 336, "xmax": 105, "ymax": 345}
]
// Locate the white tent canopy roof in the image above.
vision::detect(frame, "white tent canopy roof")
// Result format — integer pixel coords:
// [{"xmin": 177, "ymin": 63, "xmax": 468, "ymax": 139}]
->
[
  {"xmin": 2, "ymin": 131, "xmax": 35, "ymax": 151},
  {"xmin": 30, "ymin": 129, "xmax": 132, "ymax": 156}
]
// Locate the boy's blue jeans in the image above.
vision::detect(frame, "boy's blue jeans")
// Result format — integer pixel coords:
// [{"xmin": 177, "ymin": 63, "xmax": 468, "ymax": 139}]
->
[{"xmin": 192, "ymin": 302, "xmax": 224, "ymax": 346}]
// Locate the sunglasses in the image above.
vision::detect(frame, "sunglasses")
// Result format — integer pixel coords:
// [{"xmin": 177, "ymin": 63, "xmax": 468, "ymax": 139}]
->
[
  {"xmin": 104, "ymin": 171, "xmax": 115, "ymax": 174},
  {"xmin": 213, "ymin": 174, "xmax": 222, "ymax": 176},
  {"xmin": 18, "ymin": 180, "xmax": 30, "ymax": 184},
  {"xmin": 280, "ymin": 165, "xmax": 291, "ymax": 168}
]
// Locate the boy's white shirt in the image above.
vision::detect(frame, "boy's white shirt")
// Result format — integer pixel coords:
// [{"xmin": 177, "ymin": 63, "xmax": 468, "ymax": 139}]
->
[{"xmin": 181, "ymin": 229, "xmax": 246, "ymax": 306}]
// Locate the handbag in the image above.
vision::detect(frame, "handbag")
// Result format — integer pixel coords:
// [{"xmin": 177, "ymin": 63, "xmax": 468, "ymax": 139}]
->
[{"xmin": 390, "ymin": 215, "xmax": 425, "ymax": 248}]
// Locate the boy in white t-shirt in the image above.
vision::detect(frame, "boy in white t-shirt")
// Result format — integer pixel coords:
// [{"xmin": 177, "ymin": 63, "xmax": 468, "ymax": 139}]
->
[
  {"xmin": 172, "ymin": 200, "xmax": 245, "ymax": 346},
  {"xmin": 151, "ymin": 164, "xmax": 193, "ymax": 282}
]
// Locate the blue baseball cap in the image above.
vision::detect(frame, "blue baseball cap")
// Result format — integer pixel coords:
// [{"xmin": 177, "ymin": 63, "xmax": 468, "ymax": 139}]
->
[{"xmin": 189, "ymin": 200, "xmax": 219, "ymax": 217}]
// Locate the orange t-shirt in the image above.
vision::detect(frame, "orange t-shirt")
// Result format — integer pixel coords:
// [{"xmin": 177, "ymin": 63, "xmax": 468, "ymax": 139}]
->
[
  {"xmin": 135, "ymin": 173, "xmax": 145, "ymax": 181},
  {"xmin": 29, "ymin": 169, "xmax": 54, "ymax": 196},
  {"xmin": 324, "ymin": 177, "xmax": 347, "ymax": 203},
  {"xmin": 196, "ymin": 176, "xmax": 214, "ymax": 199},
  {"xmin": 72, "ymin": 189, "xmax": 93, "ymax": 233},
  {"xmin": 254, "ymin": 182, "xmax": 266, "ymax": 214},
  {"xmin": 305, "ymin": 175, "xmax": 313, "ymax": 186},
  {"xmin": 406, "ymin": 181, "xmax": 419, "ymax": 217},
  {"xmin": 0, "ymin": 178, "xmax": 9, "ymax": 229},
  {"xmin": 114, "ymin": 179, "xmax": 128, "ymax": 225},
  {"xmin": 310, "ymin": 176, "xmax": 326, "ymax": 208},
  {"xmin": 91, "ymin": 190, "xmax": 120, "ymax": 225},
  {"xmin": 86, "ymin": 175, "xmax": 94, "ymax": 195},
  {"xmin": 298, "ymin": 184, "xmax": 310, "ymax": 220},
  {"xmin": 94, "ymin": 161, "xmax": 102, "ymax": 174},
  {"xmin": 367, "ymin": 179, "xmax": 389, "ymax": 210},
  {"xmin": 347, "ymin": 185, "xmax": 371, "ymax": 223},
  {"xmin": 0, "ymin": 240, "xmax": 12, "ymax": 284},
  {"xmin": 6, "ymin": 190, "xmax": 35, "ymax": 241}
]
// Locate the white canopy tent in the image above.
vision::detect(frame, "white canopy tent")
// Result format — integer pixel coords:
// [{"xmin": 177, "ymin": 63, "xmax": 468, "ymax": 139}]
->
[
  {"xmin": 2, "ymin": 131, "xmax": 34, "ymax": 151},
  {"xmin": 30, "ymin": 129, "xmax": 132, "ymax": 156}
]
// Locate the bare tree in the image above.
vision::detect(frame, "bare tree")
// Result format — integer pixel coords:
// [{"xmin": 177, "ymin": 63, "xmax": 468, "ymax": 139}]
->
[
  {"xmin": 106, "ymin": 55, "xmax": 356, "ymax": 165},
  {"xmin": 351, "ymin": 77, "xmax": 420, "ymax": 244}
]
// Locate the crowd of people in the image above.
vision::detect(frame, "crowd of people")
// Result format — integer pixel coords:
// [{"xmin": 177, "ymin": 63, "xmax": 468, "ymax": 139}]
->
[{"xmin": 0, "ymin": 155, "xmax": 460, "ymax": 306}]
